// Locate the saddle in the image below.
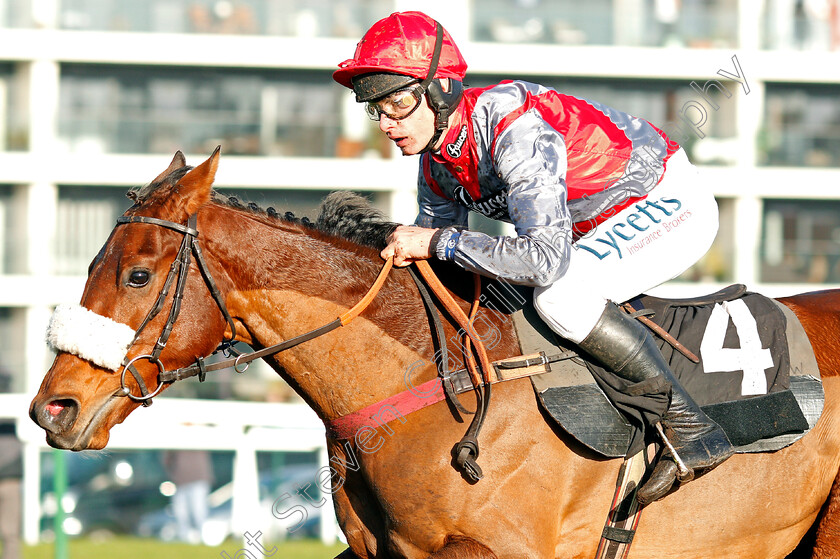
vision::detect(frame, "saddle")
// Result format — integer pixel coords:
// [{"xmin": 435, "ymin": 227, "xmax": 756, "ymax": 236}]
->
[
  {"xmin": 328, "ymin": 271, "xmax": 823, "ymax": 474},
  {"xmin": 501, "ymin": 284, "xmax": 824, "ymax": 458},
  {"xmin": 395, "ymin": 274, "xmax": 823, "ymax": 556}
]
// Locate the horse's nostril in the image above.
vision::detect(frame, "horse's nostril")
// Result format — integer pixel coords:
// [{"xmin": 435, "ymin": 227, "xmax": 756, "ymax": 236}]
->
[
  {"xmin": 35, "ymin": 398, "xmax": 79, "ymax": 434},
  {"xmin": 47, "ymin": 401, "xmax": 66, "ymax": 416}
]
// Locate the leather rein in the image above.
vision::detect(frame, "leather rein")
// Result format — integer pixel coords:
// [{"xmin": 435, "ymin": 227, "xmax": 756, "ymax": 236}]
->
[
  {"xmin": 112, "ymin": 213, "xmax": 392, "ymax": 406},
  {"xmin": 113, "ymin": 213, "xmax": 492, "ymax": 480}
]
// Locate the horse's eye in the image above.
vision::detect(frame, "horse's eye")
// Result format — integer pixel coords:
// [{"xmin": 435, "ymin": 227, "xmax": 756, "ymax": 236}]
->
[{"xmin": 127, "ymin": 269, "xmax": 151, "ymax": 288}]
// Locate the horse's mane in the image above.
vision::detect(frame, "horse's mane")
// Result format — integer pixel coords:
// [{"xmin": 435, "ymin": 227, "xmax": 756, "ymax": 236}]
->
[
  {"xmin": 315, "ymin": 191, "xmax": 399, "ymax": 249},
  {"xmin": 128, "ymin": 169, "xmax": 399, "ymax": 250}
]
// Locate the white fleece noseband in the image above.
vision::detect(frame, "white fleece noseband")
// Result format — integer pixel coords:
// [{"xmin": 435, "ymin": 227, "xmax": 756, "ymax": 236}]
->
[{"xmin": 46, "ymin": 304, "xmax": 136, "ymax": 371}]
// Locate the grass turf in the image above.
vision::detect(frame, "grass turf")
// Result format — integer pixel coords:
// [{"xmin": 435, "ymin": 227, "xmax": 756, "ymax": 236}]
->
[{"xmin": 23, "ymin": 537, "xmax": 347, "ymax": 559}]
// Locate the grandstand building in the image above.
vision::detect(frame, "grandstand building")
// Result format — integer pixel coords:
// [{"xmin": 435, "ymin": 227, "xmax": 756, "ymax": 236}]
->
[{"xmin": 1, "ymin": 0, "xmax": 839, "ymax": 545}]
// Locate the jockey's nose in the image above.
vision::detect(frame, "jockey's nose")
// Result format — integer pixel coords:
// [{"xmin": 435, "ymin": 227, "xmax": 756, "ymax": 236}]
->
[
  {"xmin": 30, "ymin": 397, "xmax": 79, "ymax": 436},
  {"xmin": 378, "ymin": 113, "xmax": 396, "ymax": 133}
]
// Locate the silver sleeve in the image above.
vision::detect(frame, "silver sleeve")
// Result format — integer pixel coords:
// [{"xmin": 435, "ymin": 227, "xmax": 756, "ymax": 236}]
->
[{"xmin": 448, "ymin": 110, "xmax": 573, "ymax": 286}]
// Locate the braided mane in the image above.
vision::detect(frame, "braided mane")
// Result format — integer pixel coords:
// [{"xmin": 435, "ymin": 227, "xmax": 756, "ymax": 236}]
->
[{"xmin": 128, "ymin": 171, "xmax": 398, "ymax": 250}]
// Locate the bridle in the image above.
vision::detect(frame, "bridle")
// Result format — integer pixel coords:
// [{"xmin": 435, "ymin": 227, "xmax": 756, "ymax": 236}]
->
[
  {"xmin": 113, "ymin": 213, "xmax": 392, "ymax": 406},
  {"xmin": 112, "ymin": 212, "xmax": 490, "ymax": 482},
  {"xmin": 114, "ymin": 213, "xmax": 235, "ymax": 406}
]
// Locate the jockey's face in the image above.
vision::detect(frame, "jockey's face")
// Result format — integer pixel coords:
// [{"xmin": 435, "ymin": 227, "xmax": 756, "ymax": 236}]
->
[{"xmin": 377, "ymin": 94, "xmax": 438, "ymax": 156}]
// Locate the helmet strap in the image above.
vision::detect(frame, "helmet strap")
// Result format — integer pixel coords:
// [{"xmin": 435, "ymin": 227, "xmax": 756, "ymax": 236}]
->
[
  {"xmin": 428, "ymin": 79, "xmax": 464, "ymax": 130},
  {"xmin": 418, "ymin": 21, "xmax": 459, "ymax": 154},
  {"xmin": 418, "ymin": 22, "xmax": 444, "ymax": 93},
  {"xmin": 420, "ymin": 20, "xmax": 448, "ymax": 153},
  {"xmin": 419, "ymin": 79, "xmax": 464, "ymax": 154}
]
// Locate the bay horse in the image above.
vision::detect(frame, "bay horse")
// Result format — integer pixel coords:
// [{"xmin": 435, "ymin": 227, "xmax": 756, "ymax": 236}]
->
[{"xmin": 30, "ymin": 149, "xmax": 840, "ymax": 558}]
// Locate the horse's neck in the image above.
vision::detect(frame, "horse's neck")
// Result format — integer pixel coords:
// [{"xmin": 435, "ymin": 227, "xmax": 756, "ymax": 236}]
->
[{"xmin": 203, "ymin": 207, "xmax": 438, "ymax": 421}]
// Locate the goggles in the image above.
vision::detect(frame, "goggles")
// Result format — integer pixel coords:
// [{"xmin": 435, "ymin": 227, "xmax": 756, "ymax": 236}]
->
[{"xmin": 364, "ymin": 86, "xmax": 425, "ymax": 121}]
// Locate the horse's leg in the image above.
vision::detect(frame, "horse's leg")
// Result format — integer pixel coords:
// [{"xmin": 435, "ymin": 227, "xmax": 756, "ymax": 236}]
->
[
  {"xmin": 427, "ymin": 535, "xmax": 498, "ymax": 559},
  {"xmin": 334, "ymin": 549, "xmax": 361, "ymax": 559},
  {"xmin": 787, "ymin": 464, "xmax": 840, "ymax": 559},
  {"xmin": 811, "ymin": 465, "xmax": 840, "ymax": 558}
]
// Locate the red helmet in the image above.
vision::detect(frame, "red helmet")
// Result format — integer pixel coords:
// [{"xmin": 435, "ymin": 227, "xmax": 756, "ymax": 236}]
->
[{"xmin": 333, "ymin": 11, "xmax": 468, "ymax": 90}]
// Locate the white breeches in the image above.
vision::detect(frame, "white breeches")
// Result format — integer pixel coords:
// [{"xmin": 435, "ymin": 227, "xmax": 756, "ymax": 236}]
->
[{"xmin": 533, "ymin": 149, "xmax": 719, "ymax": 343}]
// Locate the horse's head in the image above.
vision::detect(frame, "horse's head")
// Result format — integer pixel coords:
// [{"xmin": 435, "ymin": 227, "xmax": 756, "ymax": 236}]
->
[{"xmin": 30, "ymin": 149, "xmax": 233, "ymax": 450}]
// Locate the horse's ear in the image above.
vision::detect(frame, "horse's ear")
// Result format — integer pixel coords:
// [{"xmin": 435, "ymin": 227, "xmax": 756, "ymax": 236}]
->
[
  {"xmin": 177, "ymin": 146, "xmax": 220, "ymax": 216},
  {"xmin": 152, "ymin": 151, "xmax": 187, "ymax": 184}
]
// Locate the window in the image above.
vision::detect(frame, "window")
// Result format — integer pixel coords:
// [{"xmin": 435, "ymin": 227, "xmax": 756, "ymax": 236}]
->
[
  {"xmin": 0, "ymin": 62, "xmax": 27, "ymax": 151},
  {"xmin": 761, "ymin": 199, "xmax": 840, "ymax": 283},
  {"xmin": 0, "ymin": 185, "xmax": 11, "ymax": 273},
  {"xmin": 58, "ymin": 65, "xmax": 382, "ymax": 158},
  {"xmin": 0, "ymin": 65, "xmax": 8, "ymax": 151},
  {"xmin": 54, "ymin": 187, "xmax": 131, "ymax": 275},
  {"xmin": 0, "ymin": 0, "xmax": 33, "ymax": 28},
  {"xmin": 470, "ymin": 0, "xmax": 738, "ymax": 48},
  {"xmin": 762, "ymin": 83, "xmax": 840, "ymax": 167},
  {"xmin": 762, "ymin": 0, "xmax": 840, "ymax": 51},
  {"xmin": 0, "ymin": 308, "xmax": 24, "ymax": 392},
  {"xmin": 58, "ymin": 0, "xmax": 393, "ymax": 36}
]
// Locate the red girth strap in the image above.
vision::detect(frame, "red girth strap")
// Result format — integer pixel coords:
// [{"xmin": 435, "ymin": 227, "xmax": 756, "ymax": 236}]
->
[{"xmin": 326, "ymin": 377, "xmax": 445, "ymax": 440}]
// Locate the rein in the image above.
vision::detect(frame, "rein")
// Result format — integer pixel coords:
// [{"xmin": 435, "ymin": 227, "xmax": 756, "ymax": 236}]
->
[
  {"xmin": 112, "ymin": 212, "xmax": 494, "ymax": 482},
  {"xmin": 159, "ymin": 256, "xmax": 393, "ymax": 384},
  {"xmin": 112, "ymin": 213, "xmax": 393, "ymax": 405},
  {"xmin": 414, "ymin": 261, "xmax": 493, "ymax": 482}
]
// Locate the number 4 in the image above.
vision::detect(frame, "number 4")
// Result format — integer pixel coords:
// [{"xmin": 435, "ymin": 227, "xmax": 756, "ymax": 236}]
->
[{"xmin": 700, "ymin": 299, "xmax": 774, "ymax": 396}]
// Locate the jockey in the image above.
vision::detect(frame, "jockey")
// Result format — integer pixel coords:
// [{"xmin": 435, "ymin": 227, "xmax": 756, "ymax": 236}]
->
[{"xmin": 333, "ymin": 11, "xmax": 733, "ymax": 504}]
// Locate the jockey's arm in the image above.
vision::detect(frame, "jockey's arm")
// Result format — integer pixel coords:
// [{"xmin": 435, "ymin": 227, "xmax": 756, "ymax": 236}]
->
[
  {"xmin": 382, "ymin": 113, "xmax": 574, "ymax": 285},
  {"xmin": 431, "ymin": 112, "xmax": 575, "ymax": 286}
]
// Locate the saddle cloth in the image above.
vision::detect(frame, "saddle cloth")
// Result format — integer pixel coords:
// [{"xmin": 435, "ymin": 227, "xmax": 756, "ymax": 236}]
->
[{"xmin": 510, "ymin": 285, "xmax": 824, "ymax": 458}]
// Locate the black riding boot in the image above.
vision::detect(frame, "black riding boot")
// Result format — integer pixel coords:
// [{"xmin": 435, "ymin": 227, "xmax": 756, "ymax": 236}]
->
[{"xmin": 577, "ymin": 302, "xmax": 734, "ymax": 505}]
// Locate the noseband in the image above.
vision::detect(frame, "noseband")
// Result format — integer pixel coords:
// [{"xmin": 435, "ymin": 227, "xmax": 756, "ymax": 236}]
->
[{"xmin": 112, "ymin": 213, "xmax": 393, "ymax": 406}]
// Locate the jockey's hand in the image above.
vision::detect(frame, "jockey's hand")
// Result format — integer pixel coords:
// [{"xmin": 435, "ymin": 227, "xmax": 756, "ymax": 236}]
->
[{"xmin": 381, "ymin": 225, "xmax": 438, "ymax": 267}]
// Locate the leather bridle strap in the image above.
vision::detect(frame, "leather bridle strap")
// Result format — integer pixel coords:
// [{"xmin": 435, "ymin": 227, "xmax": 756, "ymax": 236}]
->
[
  {"xmin": 414, "ymin": 260, "xmax": 493, "ymax": 482},
  {"xmin": 117, "ymin": 215, "xmax": 198, "ymax": 236},
  {"xmin": 115, "ymin": 214, "xmax": 202, "ymax": 406},
  {"xmin": 113, "ymin": 210, "xmax": 393, "ymax": 405},
  {"xmin": 158, "ymin": 256, "xmax": 394, "ymax": 383},
  {"xmin": 116, "ymin": 214, "xmax": 238, "ymax": 346}
]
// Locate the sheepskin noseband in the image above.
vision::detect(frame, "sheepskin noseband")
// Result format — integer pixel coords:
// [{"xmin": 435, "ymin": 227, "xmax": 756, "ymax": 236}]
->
[{"xmin": 46, "ymin": 304, "xmax": 136, "ymax": 371}]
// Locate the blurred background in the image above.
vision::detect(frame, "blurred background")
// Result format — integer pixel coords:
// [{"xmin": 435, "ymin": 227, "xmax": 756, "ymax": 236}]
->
[{"xmin": 0, "ymin": 0, "xmax": 839, "ymax": 555}]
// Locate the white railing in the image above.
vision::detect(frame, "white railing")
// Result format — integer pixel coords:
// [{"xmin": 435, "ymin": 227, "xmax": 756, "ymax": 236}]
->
[{"xmin": 6, "ymin": 394, "xmax": 338, "ymax": 546}]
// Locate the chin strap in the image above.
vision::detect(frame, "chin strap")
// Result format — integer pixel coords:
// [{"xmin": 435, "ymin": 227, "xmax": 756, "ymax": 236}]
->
[
  {"xmin": 419, "ymin": 128, "xmax": 446, "ymax": 155},
  {"xmin": 418, "ymin": 21, "xmax": 449, "ymax": 154}
]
